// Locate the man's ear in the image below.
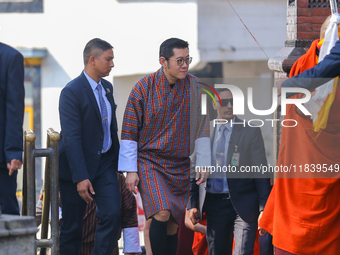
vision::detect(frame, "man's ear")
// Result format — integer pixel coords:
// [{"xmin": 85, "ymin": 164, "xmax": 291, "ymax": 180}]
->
[
  {"xmin": 89, "ymin": 55, "xmax": 96, "ymax": 66},
  {"xmin": 159, "ymin": 57, "xmax": 168, "ymax": 68},
  {"xmin": 212, "ymin": 99, "xmax": 217, "ymax": 110}
]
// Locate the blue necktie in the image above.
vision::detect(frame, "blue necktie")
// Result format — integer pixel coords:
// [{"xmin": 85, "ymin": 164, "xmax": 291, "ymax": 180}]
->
[
  {"xmin": 97, "ymin": 83, "xmax": 109, "ymax": 151},
  {"xmin": 214, "ymin": 125, "xmax": 227, "ymax": 192}
]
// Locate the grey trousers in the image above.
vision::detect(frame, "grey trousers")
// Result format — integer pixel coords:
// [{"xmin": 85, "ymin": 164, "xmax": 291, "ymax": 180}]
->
[{"xmin": 204, "ymin": 193, "xmax": 257, "ymax": 255}]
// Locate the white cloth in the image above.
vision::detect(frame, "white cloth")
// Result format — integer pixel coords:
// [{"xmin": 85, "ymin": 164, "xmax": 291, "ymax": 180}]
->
[
  {"xmin": 195, "ymin": 137, "xmax": 211, "ymax": 167},
  {"xmin": 122, "ymin": 227, "xmax": 142, "ymax": 254},
  {"xmin": 118, "ymin": 140, "xmax": 138, "ymax": 172},
  {"xmin": 119, "ymin": 138, "xmax": 211, "ymax": 172},
  {"xmin": 304, "ymin": 13, "xmax": 340, "ymax": 122}
]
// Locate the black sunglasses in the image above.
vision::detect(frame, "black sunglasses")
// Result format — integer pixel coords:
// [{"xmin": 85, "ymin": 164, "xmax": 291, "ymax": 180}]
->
[{"xmin": 219, "ymin": 98, "xmax": 233, "ymax": 107}]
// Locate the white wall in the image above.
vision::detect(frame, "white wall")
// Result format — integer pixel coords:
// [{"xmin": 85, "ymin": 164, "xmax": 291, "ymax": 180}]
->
[
  {"xmin": 0, "ymin": 0, "xmax": 287, "ymax": 171},
  {"xmin": 0, "ymin": 0, "xmax": 199, "ymax": 144},
  {"xmin": 197, "ymin": 0, "xmax": 287, "ymax": 62},
  {"xmin": 113, "ymin": 74, "xmax": 146, "ymax": 135}
]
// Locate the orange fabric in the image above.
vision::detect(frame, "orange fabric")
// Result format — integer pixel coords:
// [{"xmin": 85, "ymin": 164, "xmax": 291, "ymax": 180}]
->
[
  {"xmin": 192, "ymin": 217, "xmax": 208, "ymax": 255},
  {"xmin": 254, "ymin": 233, "xmax": 260, "ymax": 255},
  {"xmin": 289, "ymin": 39, "xmax": 319, "ymax": 78},
  {"xmin": 192, "ymin": 215, "xmax": 260, "ymax": 255},
  {"xmin": 260, "ymin": 40, "xmax": 340, "ymax": 255}
]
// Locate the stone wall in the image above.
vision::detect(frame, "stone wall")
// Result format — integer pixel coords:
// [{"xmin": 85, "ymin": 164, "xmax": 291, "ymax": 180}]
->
[{"xmin": 0, "ymin": 215, "xmax": 37, "ymax": 255}]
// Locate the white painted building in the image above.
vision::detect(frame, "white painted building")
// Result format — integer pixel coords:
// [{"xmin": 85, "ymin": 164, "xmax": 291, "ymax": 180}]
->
[{"xmin": 0, "ymin": 0, "xmax": 287, "ymax": 188}]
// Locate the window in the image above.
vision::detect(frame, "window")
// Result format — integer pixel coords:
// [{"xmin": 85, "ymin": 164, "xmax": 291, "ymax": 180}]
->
[{"xmin": 0, "ymin": 0, "xmax": 43, "ymax": 13}]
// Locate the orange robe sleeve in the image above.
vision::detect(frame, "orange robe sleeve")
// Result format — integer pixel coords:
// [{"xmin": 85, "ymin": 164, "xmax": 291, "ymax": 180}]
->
[
  {"xmin": 289, "ymin": 39, "xmax": 319, "ymax": 78},
  {"xmin": 259, "ymin": 39, "xmax": 340, "ymax": 254}
]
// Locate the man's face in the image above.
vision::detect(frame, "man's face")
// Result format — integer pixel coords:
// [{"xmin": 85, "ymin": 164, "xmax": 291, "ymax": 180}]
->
[
  {"xmin": 162, "ymin": 48, "xmax": 190, "ymax": 83},
  {"xmin": 94, "ymin": 49, "xmax": 114, "ymax": 77},
  {"xmin": 212, "ymin": 90, "xmax": 234, "ymax": 121}
]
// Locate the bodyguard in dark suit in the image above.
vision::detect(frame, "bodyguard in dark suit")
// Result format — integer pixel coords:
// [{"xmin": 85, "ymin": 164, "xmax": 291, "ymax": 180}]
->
[
  {"xmin": 59, "ymin": 38, "xmax": 121, "ymax": 255},
  {"xmin": 187, "ymin": 88, "xmax": 271, "ymax": 255},
  {"xmin": 0, "ymin": 42, "xmax": 25, "ymax": 215}
]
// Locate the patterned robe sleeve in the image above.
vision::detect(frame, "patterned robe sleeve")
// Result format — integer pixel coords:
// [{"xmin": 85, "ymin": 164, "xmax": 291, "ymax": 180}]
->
[
  {"xmin": 193, "ymin": 78, "xmax": 211, "ymax": 168},
  {"xmin": 118, "ymin": 81, "xmax": 145, "ymax": 172}
]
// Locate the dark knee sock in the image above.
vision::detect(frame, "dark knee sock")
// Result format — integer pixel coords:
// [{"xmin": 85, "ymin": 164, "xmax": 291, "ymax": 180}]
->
[
  {"xmin": 149, "ymin": 218, "xmax": 168, "ymax": 255},
  {"xmin": 165, "ymin": 232, "xmax": 178, "ymax": 255}
]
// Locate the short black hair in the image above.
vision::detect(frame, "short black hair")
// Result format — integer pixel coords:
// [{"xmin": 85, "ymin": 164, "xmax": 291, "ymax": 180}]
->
[
  {"xmin": 215, "ymin": 88, "xmax": 231, "ymax": 97},
  {"xmin": 159, "ymin": 38, "xmax": 189, "ymax": 59},
  {"xmin": 83, "ymin": 38, "xmax": 113, "ymax": 66}
]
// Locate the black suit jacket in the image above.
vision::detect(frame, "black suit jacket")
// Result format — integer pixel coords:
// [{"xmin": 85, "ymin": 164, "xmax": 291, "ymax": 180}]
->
[
  {"xmin": 0, "ymin": 42, "xmax": 25, "ymax": 169},
  {"xmin": 188, "ymin": 117, "xmax": 271, "ymax": 223},
  {"xmin": 59, "ymin": 72, "xmax": 119, "ymax": 183}
]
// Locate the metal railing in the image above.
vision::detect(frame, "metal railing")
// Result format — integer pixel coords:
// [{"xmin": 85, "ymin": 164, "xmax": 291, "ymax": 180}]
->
[{"xmin": 23, "ymin": 128, "xmax": 60, "ymax": 255}]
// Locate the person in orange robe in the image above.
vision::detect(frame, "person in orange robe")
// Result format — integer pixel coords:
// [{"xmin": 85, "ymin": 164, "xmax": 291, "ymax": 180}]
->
[{"xmin": 259, "ymin": 16, "xmax": 340, "ymax": 255}]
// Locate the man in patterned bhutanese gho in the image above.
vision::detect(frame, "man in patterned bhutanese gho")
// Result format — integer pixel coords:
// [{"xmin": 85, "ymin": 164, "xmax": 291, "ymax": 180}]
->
[{"xmin": 118, "ymin": 38, "xmax": 211, "ymax": 255}]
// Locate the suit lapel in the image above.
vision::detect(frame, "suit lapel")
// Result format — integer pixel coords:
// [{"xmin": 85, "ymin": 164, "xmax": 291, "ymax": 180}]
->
[
  {"xmin": 227, "ymin": 116, "xmax": 243, "ymax": 165},
  {"xmin": 101, "ymin": 79, "xmax": 117, "ymax": 131},
  {"xmin": 81, "ymin": 73, "xmax": 102, "ymax": 122},
  {"xmin": 101, "ymin": 80, "xmax": 114, "ymax": 107}
]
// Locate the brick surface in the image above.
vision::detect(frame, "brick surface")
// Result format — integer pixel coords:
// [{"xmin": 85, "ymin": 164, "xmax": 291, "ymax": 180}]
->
[
  {"xmin": 297, "ymin": 0, "xmax": 308, "ymax": 8},
  {"xmin": 311, "ymin": 8, "xmax": 331, "ymax": 16},
  {"xmin": 297, "ymin": 23, "xmax": 312, "ymax": 32},
  {"xmin": 297, "ymin": 31, "xmax": 319, "ymax": 39},
  {"xmin": 297, "ymin": 16, "xmax": 312, "ymax": 24},
  {"xmin": 312, "ymin": 24, "xmax": 322, "ymax": 33},
  {"xmin": 311, "ymin": 16, "xmax": 330, "ymax": 24},
  {"xmin": 297, "ymin": 8, "xmax": 312, "ymax": 17}
]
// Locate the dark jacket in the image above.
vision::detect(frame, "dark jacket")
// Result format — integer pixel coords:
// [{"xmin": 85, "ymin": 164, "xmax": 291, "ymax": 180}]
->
[
  {"xmin": 58, "ymin": 72, "xmax": 119, "ymax": 183},
  {"xmin": 0, "ymin": 42, "xmax": 25, "ymax": 169}
]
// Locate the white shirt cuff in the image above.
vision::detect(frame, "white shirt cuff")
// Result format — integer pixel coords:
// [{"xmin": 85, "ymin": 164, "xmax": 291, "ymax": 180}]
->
[
  {"xmin": 195, "ymin": 137, "xmax": 211, "ymax": 167},
  {"xmin": 118, "ymin": 140, "xmax": 138, "ymax": 172},
  {"xmin": 49, "ymin": 206, "xmax": 62, "ymax": 221},
  {"xmin": 123, "ymin": 227, "xmax": 142, "ymax": 253}
]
